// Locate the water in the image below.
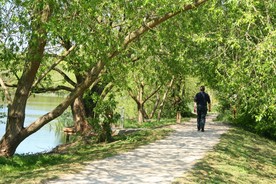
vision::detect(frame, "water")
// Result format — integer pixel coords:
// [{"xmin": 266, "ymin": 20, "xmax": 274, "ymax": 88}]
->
[{"xmin": 0, "ymin": 95, "xmax": 68, "ymax": 154}]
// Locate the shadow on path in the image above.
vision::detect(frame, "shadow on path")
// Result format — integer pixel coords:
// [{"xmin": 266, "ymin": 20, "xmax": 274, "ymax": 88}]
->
[{"xmin": 47, "ymin": 114, "xmax": 230, "ymax": 184}]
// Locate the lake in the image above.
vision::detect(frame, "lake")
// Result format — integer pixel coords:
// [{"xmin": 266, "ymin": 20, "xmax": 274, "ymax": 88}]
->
[{"xmin": 0, "ymin": 95, "xmax": 68, "ymax": 154}]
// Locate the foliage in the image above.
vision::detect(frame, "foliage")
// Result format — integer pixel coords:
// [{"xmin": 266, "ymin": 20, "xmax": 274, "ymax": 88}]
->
[
  {"xmin": 188, "ymin": 0, "xmax": 276, "ymax": 139},
  {"xmin": 55, "ymin": 110, "xmax": 74, "ymax": 132},
  {"xmin": 174, "ymin": 127, "xmax": 276, "ymax": 183},
  {"xmin": 88, "ymin": 94, "xmax": 120, "ymax": 143},
  {"xmin": 1, "ymin": 0, "xmax": 273, "ymax": 159},
  {"xmin": 161, "ymin": 77, "xmax": 199, "ymax": 118}
]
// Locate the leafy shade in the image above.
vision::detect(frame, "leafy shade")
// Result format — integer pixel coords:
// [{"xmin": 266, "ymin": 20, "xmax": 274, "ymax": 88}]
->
[{"xmin": 188, "ymin": 0, "xmax": 276, "ymax": 139}]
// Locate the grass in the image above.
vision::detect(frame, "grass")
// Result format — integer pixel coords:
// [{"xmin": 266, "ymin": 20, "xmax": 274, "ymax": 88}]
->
[
  {"xmin": 0, "ymin": 127, "xmax": 173, "ymax": 184},
  {"xmin": 1, "ymin": 117, "xmax": 275, "ymax": 184},
  {"xmin": 122, "ymin": 117, "xmax": 191, "ymax": 129},
  {"xmin": 173, "ymin": 127, "xmax": 276, "ymax": 184}
]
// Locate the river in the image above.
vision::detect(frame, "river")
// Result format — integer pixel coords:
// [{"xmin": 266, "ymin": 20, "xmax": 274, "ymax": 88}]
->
[{"xmin": 0, "ymin": 95, "xmax": 68, "ymax": 154}]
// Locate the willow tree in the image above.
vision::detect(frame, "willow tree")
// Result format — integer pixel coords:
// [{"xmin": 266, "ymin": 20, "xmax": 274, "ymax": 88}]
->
[
  {"xmin": 188, "ymin": 0, "xmax": 276, "ymax": 139},
  {"xmin": 0, "ymin": 0, "xmax": 209, "ymax": 157}
]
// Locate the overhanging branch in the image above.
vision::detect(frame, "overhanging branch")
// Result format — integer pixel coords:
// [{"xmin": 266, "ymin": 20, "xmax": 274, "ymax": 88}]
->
[
  {"xmin": 32, "ymin": 44, "xmax": 77, "ymax": 89},
  {"xmin": 123, "ymin": 0, "xmax": 208, "ymax": 47},
  {"xmin": 32, "ymin": 85, "xmax": 74, "ymax": 93}
]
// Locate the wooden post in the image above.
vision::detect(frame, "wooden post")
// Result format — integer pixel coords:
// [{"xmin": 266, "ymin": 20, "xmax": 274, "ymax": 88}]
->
[
  {"xmin": 233, "ymin": 106, "xmax": 237, "ymax": 119},
  {"xmin": 65, "ymin": 133, "xmax": 70, "ymax": 143},
  {"xmin": 63, "ymin": 127, "xmax": 75, "ymax": 143},
  {"xmin": 176, "ymin": 111, "xmax": 181, "ymax": 124}
]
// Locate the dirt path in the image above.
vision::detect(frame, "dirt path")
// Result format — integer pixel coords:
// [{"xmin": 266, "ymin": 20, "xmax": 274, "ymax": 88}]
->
[{"xmin": 47, "ymin": 114, "xmax": 230, "ymax": 184}]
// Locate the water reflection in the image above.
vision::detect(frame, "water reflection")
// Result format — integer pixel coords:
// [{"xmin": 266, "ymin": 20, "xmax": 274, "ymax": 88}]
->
[{"xmin": 0, "ymin": 95, "xmax": 68, "ymax": 154}]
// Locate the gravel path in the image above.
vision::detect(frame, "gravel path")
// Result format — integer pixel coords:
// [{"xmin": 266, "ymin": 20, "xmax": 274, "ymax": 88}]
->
[{"xmin": 47, "ymin": 114, "xmax": 230, "ymax": 184}]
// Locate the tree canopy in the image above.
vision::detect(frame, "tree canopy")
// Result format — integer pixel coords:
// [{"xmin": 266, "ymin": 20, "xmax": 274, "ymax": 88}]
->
[
  {"xmin": 189, "ymin": 0, "xmax": 276, "ymax": 138},
  {"xmin": 0, "ymin": 0, "xmax": 275, "ymax": 157}
]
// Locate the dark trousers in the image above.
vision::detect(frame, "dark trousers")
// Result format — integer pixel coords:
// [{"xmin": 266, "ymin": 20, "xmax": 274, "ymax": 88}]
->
[{"xmin": 197, "ymin": 105, "xmax": 207, "ymax": 130}]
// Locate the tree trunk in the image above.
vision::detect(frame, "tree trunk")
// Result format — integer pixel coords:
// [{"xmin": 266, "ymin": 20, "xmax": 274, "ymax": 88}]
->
[
  {"xmin": 130, "ymin": 82, "xmax": 161, "ymax": 123},
  {"xmin": 0, "ymin": 61, "xmax": 106, "ymax": 157},
  {"xmin": 149, "ymin": 94, "xmax": 160, "ymax": 119},
  {"xmin": 0, "ymin": 3, "xmax": 51, "ymax": 156},
  {"xmin": 137, "ymin": 82, "xmax": 145, "ymax": 123},
  {"xmin": 158, "ymin": 77, "xmax": 174, "ymax": 121},
  {"xmin": 0, "ymin": 130, "xmax": 25, "ymax": 157},
  {"xmin": 71, "ymin": 96, "xmax": 92, "ymax": 135},
  {"xmin": 137, "ymin": 103, "xmax": 144, "ymax": 123}
]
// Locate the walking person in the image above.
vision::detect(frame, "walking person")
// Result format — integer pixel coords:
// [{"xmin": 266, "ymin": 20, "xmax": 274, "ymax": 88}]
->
[{"xmin": 194, "ymin": 86, "xmax": 211, "ymax": 132}]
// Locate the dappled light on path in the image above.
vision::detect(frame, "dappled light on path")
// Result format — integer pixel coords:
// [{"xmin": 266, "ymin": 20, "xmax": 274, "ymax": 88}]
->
[{"xmin": 47, "ymin": 115, "xmax": 230, "ymax": 184}]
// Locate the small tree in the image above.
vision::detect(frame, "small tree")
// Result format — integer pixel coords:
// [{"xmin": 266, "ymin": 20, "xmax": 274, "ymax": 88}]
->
[{"xmin": 88, "ymin": 94, "xmax": 120, "ymax": 143}]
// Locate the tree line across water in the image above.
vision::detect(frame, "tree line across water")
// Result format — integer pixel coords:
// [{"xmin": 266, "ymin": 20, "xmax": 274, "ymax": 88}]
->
[{"xmin": 0, "ymin": 0, "xmax": 275, "ymax": 157}]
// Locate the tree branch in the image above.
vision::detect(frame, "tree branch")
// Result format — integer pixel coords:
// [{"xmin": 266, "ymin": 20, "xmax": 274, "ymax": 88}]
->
[
  {"xmin": 100, "ymin": 82, "xmax": 114, "ymax": 100},
  {"xmin": 32, "ymin": 44, "xmax": 76, "ymax": 89},
  {"xmin": 123, "ymin": 0, "xmax": 208, "ymax": 47},
  {"xmin": 32, "ymin": 85, "xmax": 74, "ymax": 93},
  {"xmin": 52, "ymin": 67, "xmax": 76, "ymax": 87},
  {"xmin": 0, "ymin": 77, "xmax": 12, "ymax": 107},
  {"xmin": 144, "ymin": 85, "xmax": 162, "ymax": 104},
  {"xmin": 128, "ymin": 89, "xmax": 139, "ymax": 104}
]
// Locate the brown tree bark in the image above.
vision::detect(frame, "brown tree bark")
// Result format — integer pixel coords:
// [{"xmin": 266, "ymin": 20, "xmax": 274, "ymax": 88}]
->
[
  {"xmin": 71, "ymin": 96, "xmax": 91, "ymax": 134},
  {"xmin": 149, "ymin": 94, "xmax": 160, "ymax": 119},
  {"xmin": 129, "ymin": 82, "xmax": 162, "ymax": 123},
  {"xmin": 71, "ymin": 82, "xmax": 113, "ymax": 135},
  {"xmin": 176, "ymin": 111, "xmax": 182, "ymax": 124},
  {"xmin": 0, "ymin": 3, "xmax": 52, "ymax": 157}
]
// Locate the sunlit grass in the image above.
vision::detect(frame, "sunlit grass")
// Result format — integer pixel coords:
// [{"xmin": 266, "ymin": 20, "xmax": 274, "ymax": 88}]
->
[
  {"xmin": 173, "ymin": 128, "xmax": 276, "ymax": 184},
  {"xmin": 0, "ymin": 128, "xmax": 173, "ymax": 184},
  {"xmin": 123, "ymin": 117, "xmax": 190, "ymax": 129},
  {"xmin": 1, "ymin": 118, "xmax": 275, "ymax": 184}
]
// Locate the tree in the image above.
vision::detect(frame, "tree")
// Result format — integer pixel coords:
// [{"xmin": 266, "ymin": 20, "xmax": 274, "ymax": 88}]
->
[
  {"xmin": 188, "ymin": 0, "xmax": 276, "ymax": 139},
  {"xmin": 117, "ymin": 12, "xmax": 198, "ymax": 123},
  {"xmin": 0, "ymin": 0, "xmax": 209, "ymax": 157},
  {"xmin": 124, "ymin": 55, "xmax": 171, "ymax": 123}
]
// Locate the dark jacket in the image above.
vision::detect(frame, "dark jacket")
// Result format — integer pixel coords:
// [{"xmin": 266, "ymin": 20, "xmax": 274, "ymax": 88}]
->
[{"xmin": 194, "ymin": 92, "xmax": 211, "ymax": 106}]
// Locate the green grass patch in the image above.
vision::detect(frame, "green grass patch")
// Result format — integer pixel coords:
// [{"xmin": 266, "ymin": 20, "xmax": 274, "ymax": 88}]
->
[
  {"xmin": 173, "ymin": 127, "xmax": 276, "ymax": 184},
  {"xmin": 0, "ymin": 128, "xmax": 173, "ymax": 184},
  {"xmin": 123, "ymin": 117, "xmax": 190, "ymax": 129}
]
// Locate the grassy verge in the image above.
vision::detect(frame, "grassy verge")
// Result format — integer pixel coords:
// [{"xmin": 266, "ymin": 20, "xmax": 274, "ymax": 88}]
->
[
  {"xmin": 0, "ymin": 128, "xmax": 173, "ymax": 184},
  {"xmin": 122, "ymin": 117, "xmax": 191, "ymax": 129},
  {"xmin": 2, "ymin": 116, "xmax": 274, "ymax": 184},
  {"xmin": 173, "ymin": 127, "xmax": 276, "ymax": 184}
]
